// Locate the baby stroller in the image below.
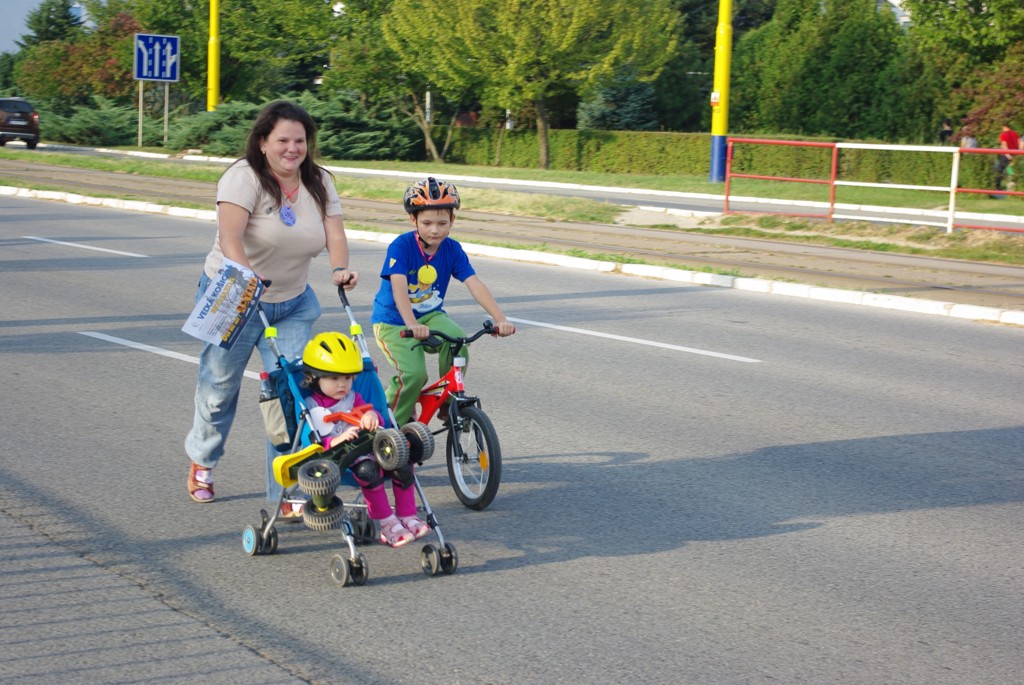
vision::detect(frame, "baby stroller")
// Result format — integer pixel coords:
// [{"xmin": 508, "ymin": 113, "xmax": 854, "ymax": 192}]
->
[{"xmin": 240, "ymin": 285, "xmax": 459, "ymax": 586}]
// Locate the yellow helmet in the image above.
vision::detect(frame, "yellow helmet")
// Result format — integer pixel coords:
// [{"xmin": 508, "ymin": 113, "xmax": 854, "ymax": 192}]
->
[{"xmin": 302, "ymin": 332, "xmax": 362, "ymax": 375}]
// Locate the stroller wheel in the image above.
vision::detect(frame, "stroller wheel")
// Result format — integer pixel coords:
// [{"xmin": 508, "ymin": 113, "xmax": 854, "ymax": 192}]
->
[
  {"xmin": 420, "ymin": 544, "xmax": 442, "ymax": 577},
  {"xmin": 401, "ymin": 421, "xmax": 435, "ymax": 464},
  {"xmin": 265, "ymin": 526, "xmax": 278, "ymax": 554},
  {"xmin": 349, "ymin": 553, "xmax": 369, "ymax": 586},
  {"xmin": 242, "ymin": 525, "xmax": 262, "ymax": 556},
  {"xmin": 297, "ymin": 459, "xmax": 342, "ymax": 497},
  {"xmin": 330, "ymin": 552, "xmax": 370, "ymax": 587},
  {"xmin": 440, "ymin": 542, "xmax": 459, "ymax": 575},
  {"xmin": 329, "ymin": 554, "xmax": 349, "ymax": 587},
  {"xmin": 373, "ymin": 428, "xmax": 409, "ymax": 471}
]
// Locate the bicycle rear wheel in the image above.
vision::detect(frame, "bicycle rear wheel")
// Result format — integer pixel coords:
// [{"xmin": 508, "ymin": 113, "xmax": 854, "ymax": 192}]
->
[{"xmin": 446, "ymin": 405, "xmax": 501, "ymax": 510}]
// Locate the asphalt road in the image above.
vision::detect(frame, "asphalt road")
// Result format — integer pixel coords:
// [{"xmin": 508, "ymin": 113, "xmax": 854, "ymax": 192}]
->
[
  {"xmin": 2, "ymin": 154, "xmax": 1024, "ymax": 311},
  {"xmin": 1, "ymin": 196, "xmax": 1022, "ymax": 684}
]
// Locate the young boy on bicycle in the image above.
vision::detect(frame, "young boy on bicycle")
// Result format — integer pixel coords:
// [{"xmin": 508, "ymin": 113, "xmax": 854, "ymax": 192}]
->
[{"xmin": 371, "ymin": 177, "xmax": 516, "ymax": 426}]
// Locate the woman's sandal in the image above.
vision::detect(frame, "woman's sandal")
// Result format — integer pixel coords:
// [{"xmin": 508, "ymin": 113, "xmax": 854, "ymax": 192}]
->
[
  {"xmin": 188, "ymin": 462, "xmax": 215, "ymax": 503},
  {"xmin": 279, "ymin": 500, "xmax": 304, "ymax": 521}
]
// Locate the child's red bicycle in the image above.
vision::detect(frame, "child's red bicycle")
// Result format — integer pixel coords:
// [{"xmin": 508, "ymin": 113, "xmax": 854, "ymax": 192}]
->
[{"xmin": 402, "ymin": 322, "xmax": 504, "ymax": 510}]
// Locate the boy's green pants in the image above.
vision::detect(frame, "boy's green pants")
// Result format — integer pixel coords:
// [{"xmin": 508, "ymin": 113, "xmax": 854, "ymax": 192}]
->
[{"xmin": 373, "ymin": 310, "xmax": 468, "ymax": 425}]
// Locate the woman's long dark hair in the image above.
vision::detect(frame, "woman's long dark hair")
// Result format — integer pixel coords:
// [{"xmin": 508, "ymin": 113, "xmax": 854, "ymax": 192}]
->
[{"xmin": 233, "ymin": 100, "xmax": 333, "ymax": 217}]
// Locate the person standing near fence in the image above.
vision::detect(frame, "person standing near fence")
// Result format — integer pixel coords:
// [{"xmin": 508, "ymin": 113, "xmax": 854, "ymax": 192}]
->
[
  {"xmin": 938, "ymin": 118, "xmax": 954, "ymax": 145},
  {"xmin": 959, "ymin": 127, "xmax": 979, "ymax": 148},
  {"xmin": 990, "ymin": 123, "xmax": 1021, "ymax": 196}
]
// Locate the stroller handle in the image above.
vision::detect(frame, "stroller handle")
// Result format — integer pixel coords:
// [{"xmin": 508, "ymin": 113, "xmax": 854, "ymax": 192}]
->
[{"xmin": 338, "ymin": 283, "xmax": 352, "ymax": 309}]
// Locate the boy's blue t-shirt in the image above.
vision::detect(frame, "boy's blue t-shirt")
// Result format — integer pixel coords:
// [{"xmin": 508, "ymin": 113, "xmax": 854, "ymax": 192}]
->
[{"xmin": 371, "ymin": 231, "xmax": 476, "ymax": 326}]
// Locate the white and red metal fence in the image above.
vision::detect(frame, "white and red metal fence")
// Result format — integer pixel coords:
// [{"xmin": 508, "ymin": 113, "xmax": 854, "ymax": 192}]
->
[{"xmin": 724, "ymin": 137, "xmax": 1024, "ymax": 233}]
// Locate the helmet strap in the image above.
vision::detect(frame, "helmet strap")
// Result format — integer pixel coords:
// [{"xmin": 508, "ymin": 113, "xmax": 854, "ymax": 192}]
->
[{"xmin": 412, "ymin": 215, "xmax": 431, "ymax": 249}]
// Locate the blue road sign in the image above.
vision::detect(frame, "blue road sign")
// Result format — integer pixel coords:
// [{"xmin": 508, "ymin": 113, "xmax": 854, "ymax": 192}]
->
[{"xmin": 134, "ymin": 34, "xmax": 180, "ymax": 82}]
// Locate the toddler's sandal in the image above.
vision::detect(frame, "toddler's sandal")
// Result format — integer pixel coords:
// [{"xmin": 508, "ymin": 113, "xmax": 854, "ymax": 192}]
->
[
  {"xmin": 399, "ymin": 515, "xmax": 430, "ymax": 540},
  {"xmin": 379, "ymin": 516, "xmax": 414, "ymax": 548}
]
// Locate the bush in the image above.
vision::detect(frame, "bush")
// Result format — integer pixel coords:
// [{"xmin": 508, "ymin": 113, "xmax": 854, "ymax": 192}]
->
[
  {"xmin": 166, "ymin": 101, "xmax": 261, "ymax": 156},
  {"xmin": 163, "ymin": 93, "xmax": 422, "ymax": 161},
  {"xmin": 291, "ymin": 91, "xmax": 420, "ymax": 161},
  {"xmin": 440, "ymin": 126, "xmax": 712, "ymax": 175},
  {"xmin": 39, "ymin": 96, "xmax": 164, "ymax": 146}
]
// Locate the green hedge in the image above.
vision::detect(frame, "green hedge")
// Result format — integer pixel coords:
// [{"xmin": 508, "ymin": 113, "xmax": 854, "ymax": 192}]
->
[{"xmin": 439, "ymin": 127, "xmax": 712, "ymax": 175}]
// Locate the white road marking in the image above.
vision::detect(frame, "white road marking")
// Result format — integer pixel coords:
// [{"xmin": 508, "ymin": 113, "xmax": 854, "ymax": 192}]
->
[
  {"xmin": 80, "ymin": 316, "xmax": 760, "ymax": 371},
  {"xmin": 24, "ymin": 235, "xmax": 149, "ymax": 258},
  {"xmin": 78, "ymin": 332, "xmax": 261, "ymax": 379},
  {"xmin": 507, "ymin": 317, "xmax": 762, "ymax": 363}
]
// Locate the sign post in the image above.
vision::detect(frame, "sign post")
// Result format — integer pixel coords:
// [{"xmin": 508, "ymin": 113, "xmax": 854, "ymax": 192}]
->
[
  {"xmin": 709, "ymin": 0, "xmax": 733, "ymax": 183},
  {"xmin": 133, "ymin": 33, "xmax": 180, "ymax": 146}
]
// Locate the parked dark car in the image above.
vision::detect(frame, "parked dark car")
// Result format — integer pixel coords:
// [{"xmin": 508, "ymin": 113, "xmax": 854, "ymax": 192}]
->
[{"xmin": 0, "ymin": 98, "xmax": 40, "ymax": 149}]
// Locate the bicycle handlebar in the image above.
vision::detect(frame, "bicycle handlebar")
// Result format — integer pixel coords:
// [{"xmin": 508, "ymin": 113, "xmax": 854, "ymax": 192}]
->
[{"xmin": 400, "ymin": 320, "xmax": 496, "ymax": 347}]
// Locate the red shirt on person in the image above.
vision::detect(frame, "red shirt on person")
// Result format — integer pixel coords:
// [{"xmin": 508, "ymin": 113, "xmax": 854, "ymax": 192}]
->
[{"xmin": 999, "ymin": 126, "xmax": 1020, "ymax": 152}]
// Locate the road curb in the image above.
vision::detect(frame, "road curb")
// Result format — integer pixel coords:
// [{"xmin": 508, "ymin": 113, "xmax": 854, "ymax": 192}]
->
[{"xmin": 4, "ymin": 184, "xmax": 1022, "ymax": 326}]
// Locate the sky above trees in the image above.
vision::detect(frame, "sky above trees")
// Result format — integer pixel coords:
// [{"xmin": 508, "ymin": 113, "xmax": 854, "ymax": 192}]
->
[{"xmin": 0, "ymin": 1, "xmax": 43, "ymax": 53}]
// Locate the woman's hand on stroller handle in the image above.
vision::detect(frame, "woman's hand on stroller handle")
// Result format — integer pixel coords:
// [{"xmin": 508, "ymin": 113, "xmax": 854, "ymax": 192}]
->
[{"xmin": 333, "ymin": 270, "xmax": 358, "ymax": 291}]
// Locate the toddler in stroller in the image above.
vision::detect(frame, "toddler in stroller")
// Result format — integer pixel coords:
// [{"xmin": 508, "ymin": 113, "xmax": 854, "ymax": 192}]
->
[
  {"xmin": 241, "ymin": 286, "xmax": 458, "ymax": 586},
  {"xmin": 302, "ymin": 331, "xmax": 432, "ymax": 548}
]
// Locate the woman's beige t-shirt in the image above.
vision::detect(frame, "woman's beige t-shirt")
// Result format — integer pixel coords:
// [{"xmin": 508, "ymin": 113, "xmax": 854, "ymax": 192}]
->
[{"xmin": 203, "ymin": 161, "xmax": 343, "ymax": 303}]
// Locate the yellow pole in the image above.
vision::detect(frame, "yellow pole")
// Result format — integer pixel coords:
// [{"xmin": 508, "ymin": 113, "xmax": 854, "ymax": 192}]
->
[
  {"xmin": 207, "ymin": 0, "xmax": 220, "ymax": 111},
  {"xmin": 709, "ymin": 0, "xmax": 733, "ymax": 182}
]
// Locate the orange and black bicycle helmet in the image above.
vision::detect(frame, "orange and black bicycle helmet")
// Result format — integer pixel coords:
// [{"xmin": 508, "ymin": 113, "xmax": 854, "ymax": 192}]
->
[{"xmin": 403, "ymin": 176, "xmax": 460, "ymax": 214}]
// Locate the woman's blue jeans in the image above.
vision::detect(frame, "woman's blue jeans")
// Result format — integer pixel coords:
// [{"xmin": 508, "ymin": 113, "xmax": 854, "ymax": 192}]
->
[{"xmin": 185, "ymin": 274, "xmax": 321, "ymax": 503}]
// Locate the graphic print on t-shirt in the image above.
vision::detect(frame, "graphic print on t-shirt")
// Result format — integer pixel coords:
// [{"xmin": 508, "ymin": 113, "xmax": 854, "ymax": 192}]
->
[{"xmin": 408, "ymin": 271, "xmax": 442, "ymax": 313}]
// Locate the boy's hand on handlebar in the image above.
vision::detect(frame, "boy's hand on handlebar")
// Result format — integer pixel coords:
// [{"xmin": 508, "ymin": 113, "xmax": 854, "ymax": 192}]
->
[
  {"xmin": 407, "ymin": 323, "xmax": 431, "ymax": 340},
  {"xmin": 492, "ymin": 320, "xmax": 516, "ymax": 337}
]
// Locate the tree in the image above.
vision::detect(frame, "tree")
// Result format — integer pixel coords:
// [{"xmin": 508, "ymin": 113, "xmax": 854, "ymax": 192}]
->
[
  {"xmin": 321, "ymin": 0, "xmax": 461, "ymax": 162},
  {"xmin": 64, "ymin": 12, "xmax": 142, "ymax": 102},
  {"xmin": 900, "ymin": 0, "xmax": 1024, "ymax": 137},
  {"xmin": 957, "ymin": 43, "xmax": 1024, "ymax": 142},
  {"xmin": 18, "ymin": 0, "xmax": 83, "ymax": 49},
  {"xmin": 651, "ymin": 38, "xmax": 707, "ymax": 131},
  {"xmin": 117, "ymin": 0, "xmax": 211, "ymax": 108},
  {"xmin": 729, "ymin": 0, "xmax": 938, "ymax": 141},
  {"xmin": 577, "ymin": 75, "xmax": 659, "ymax": 131},
  {"xmin": 14, "ymin": 41, "xmax": 72, "ymax": 103},
  {"xmin": 16, "ymin": 6, "xmax": 141, "ymax": 111},
  {"xmin": 382, "ymin": 0, "xmax": 682, "ymax": 168},
  {"xmin": 0, "ymin": 52, "xmax": 17, "ymax": 91},
  {"xmin": 900, "ymin": 0, "xmax": 1024, "ymax": 70},
  {"xmin": 218, "ymin": 0, "xmax": 340, "ymax": 99}
]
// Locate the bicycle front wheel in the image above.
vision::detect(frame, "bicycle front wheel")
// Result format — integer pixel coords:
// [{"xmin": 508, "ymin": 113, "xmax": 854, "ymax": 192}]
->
[{"xmin": 446, "ymin": 405, "xmax": 501, "ymax": 510}]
